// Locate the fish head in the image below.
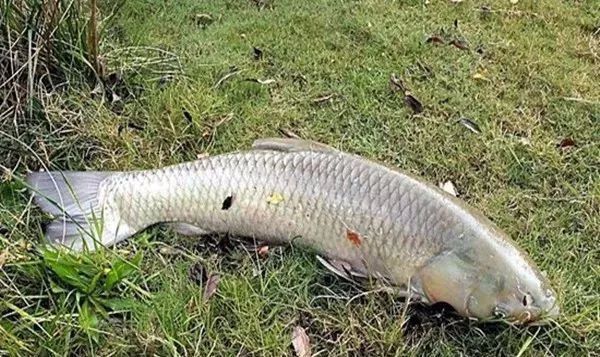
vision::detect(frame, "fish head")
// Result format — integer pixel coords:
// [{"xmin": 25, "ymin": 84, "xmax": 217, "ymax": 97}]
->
[{"xmin": 416, "ymin": 231, "xmax": 559, "ymax": 324}]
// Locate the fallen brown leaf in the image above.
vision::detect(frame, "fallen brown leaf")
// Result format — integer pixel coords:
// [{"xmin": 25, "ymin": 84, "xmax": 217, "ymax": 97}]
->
[
  {"xmin": 390, "ymin": 74, "xmax": 423, "ymax": 113},
  {"xmin": 458, "ymin": 117, "xmax": 481, "ymax": 134},
  {"xmin": 195, "ymin": 13, "xmax": 214, "ymax": 27},
  {"xmin": 203, "ymin": 273, "xmax": 220, "ymax": 301},
  {"xmin": 425, "ymin": 35, "xmax": 445, "ymax": 45},
  {"xmin": 188, "ymin": 261, "xmax": 207, "ymax": 286},
  {"xmin": 182, "ymin": 108, "xmax": 192, "ymax": 122},
  {"xmin": 253, "ymin": 46, "xmax": 263, "ymax": 60},
  {"xmin": 0, "ymin": 251, "xmax": 8, "ymax": 268},
  {"xmin": 557, "ymin": 138, "xmax": 576, "ymax": 150},
  {"xmin": 404, "ymin": 93, "xmax": 424, "ymax": 114},
  {"xmin": 450, "ymin": 39, "xmax": 469, "ymax": 50},
  {"xmin": 292, "ymin": 326, "xmax": 311, "ymax": 357}
]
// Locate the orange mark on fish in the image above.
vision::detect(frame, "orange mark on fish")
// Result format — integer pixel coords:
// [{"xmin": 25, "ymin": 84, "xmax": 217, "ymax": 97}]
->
[{"xmin": 346, "ymin": 229, "xmax": 362, "ymax": 246}]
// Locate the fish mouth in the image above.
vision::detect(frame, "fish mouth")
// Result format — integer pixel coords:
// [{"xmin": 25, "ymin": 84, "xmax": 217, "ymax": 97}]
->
[
  {"xmin": 527, "ymin": 302, "xmax": 560, "ymax": 326},
  {"xmin": 513, "ymin": 301, "xmax": 560, "ymax": 326}
]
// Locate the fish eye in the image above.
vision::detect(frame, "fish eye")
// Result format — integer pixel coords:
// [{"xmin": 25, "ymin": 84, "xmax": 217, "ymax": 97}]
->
[{"xmin": 522, "ymin": 293, "xmax": 534, "ymax": 307}]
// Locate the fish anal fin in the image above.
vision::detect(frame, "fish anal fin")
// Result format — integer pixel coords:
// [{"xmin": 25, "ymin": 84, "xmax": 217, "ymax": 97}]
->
[{"xmin": 251, "ymin": 138, "xmax": 338, "ymax": 153}]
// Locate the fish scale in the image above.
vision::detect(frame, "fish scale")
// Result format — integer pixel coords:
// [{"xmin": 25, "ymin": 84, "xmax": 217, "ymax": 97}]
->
[
  {"xmin": 112, "ymin": 150, "xmax": 437, "ymax": 280},
  {"xmin": 26, "ymin": 138, "xmax": 559, "ymax": 323}
]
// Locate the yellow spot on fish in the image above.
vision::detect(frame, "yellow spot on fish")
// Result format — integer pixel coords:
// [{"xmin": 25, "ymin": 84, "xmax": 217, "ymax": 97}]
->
[{"xmin": 267, "ymin": 192, "xmax": 284, "ymax": 205}]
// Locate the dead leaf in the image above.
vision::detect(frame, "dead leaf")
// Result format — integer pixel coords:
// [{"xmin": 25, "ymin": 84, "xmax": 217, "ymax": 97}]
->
[
  {"xmin": 404, "ymin": 93, "xmax": 424, "ymax": 114},
  {"xmin": 472, "ymin": 72, "xmax": 489, "ymax": 81},
  {"xmin": 346, "ymin": 229, "xmax": 362, "ymax": 247},
  {"xmin": 195, "ymin": 13, "xmax": 214, "ymax": 26},
  {"xmin": 292, "ymin": 326, "xmax": 311, "ymax": 357},
  {"xmin": 0, "ymin": 251, "xmax": 8, "ymax": 268},
  {"xmin": 458, "ymin": 117, "xmax": 481, "ymax": 134},
  {"xmin": 188, "ymin": 261, "xmax": 207, "ymax": 286},
  {"xmin": 557, "ymin": 138, "xmax": 576, "ymax": 150},
  {"xmin": 258, "ymin": 245, "xmax": 269, "ymax": 258},
  {"xmin": 510, "ymin": 0, "xmax": 519, "ymax": 4},
  {"xmin": 450, "ymin": 39, "xmax": 469, "ymax": 50},
  {"xmin": 182, "ymin": 108, "xmax": 193, "ymax": 122},
  {"xmin": 480, "ymin": 5, "xmax": 492, "ymax": 14},
  {"xmin": 267, "ymin": 193, "xmax": 284, "ymax": 205},
  {"xmin": 389, "ymin": 73, "xmax": 407, "ymax": 92},
  {"xmin": 253, "ymin": 46, "xmax": 263, "ymax": 60},
  {"xmin": 203, "ymin": 273, "xmax": 220, "ymax": 301},
  {"xmin": 439, "ymin": 181, "xmax": 458, "ymax": 197},
  {"xmin": 390, "ymin": 74, "xmax": 423, "ymax": 113},
  {"xmin": 426, "ymin": 35, "xmax": 445, "ymax": 45},
  {"xmin": 312, "ymin": 93, "xmax": 335, "ymax": 104}
]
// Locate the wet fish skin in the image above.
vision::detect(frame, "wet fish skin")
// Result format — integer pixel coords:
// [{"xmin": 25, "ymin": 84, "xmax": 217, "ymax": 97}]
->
[{"xmin": 27, "ymin": 138, "xmax": 559, "ymax": 323}]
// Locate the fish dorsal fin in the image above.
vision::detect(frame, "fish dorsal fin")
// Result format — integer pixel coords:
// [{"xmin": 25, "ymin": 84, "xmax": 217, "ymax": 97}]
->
[{"xmin": 251, "ymin": 138, "xmax": 338, "ymax": 153}]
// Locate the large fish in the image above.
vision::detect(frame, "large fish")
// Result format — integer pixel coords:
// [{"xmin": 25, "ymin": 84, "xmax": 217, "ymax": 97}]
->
[{"xmin": 27, "ymin": 138, "xmax": 559, "ymax": 323}]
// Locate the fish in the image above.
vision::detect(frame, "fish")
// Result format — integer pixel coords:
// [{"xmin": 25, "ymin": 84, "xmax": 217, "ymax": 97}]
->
[{"xmin": 26, "ymin": 138, "xmax": 559, "ymax": 324}]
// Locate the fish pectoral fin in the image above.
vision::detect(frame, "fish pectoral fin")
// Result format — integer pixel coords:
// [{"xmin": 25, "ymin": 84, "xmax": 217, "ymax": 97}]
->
[
  {"xmin": 168, "ymin": 223, "xmax": 211, "ymax": 236},
  {"xmin": 316, "ymin": 255, "xmax": 368, "ymax": 281},
  {"xmin": 251, "ymin": 138, "xmax": 338, "ymax": 153}
]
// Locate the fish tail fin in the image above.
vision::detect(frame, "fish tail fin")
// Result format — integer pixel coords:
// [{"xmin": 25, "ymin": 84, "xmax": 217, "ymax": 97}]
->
[{"xmin": 26, "ymin": 170, "xmax": 115, "ymax": 251}]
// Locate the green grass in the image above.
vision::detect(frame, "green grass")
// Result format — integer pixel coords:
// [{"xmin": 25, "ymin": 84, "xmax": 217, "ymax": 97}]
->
[{"xmin": 1, "ymin": 0, "xmax": 599, "ymax": 355}]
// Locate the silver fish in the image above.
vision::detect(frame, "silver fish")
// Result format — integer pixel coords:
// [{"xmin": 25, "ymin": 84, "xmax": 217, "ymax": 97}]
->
[{"xmin": 27, "ymin": 138, "xmax": 559, "ymax": 323}]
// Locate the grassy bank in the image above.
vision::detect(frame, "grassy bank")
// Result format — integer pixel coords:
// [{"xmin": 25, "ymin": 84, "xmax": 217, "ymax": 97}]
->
[{"xmin": 1, "ymin": 0, "xmax": 599, "ymax": 355}]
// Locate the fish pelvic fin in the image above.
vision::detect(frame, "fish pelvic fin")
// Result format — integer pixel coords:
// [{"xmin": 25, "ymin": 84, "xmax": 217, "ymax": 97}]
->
[
  {"xmin": 26, "ymin": 170, "xmax": 124, "ymax": 251},
  {"xmin": 251, "ymin": 138, "xmax": 338, "ymax": 153},
  {"xmin": 168, "ymin": 222, "xmax": 211, "ymax": 236}
]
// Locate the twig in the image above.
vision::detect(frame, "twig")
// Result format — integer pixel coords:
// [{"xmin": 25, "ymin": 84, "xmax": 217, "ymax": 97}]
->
[{"xmin": 561, "ymin": 97, "xmax": 600, "ymax": 105}]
